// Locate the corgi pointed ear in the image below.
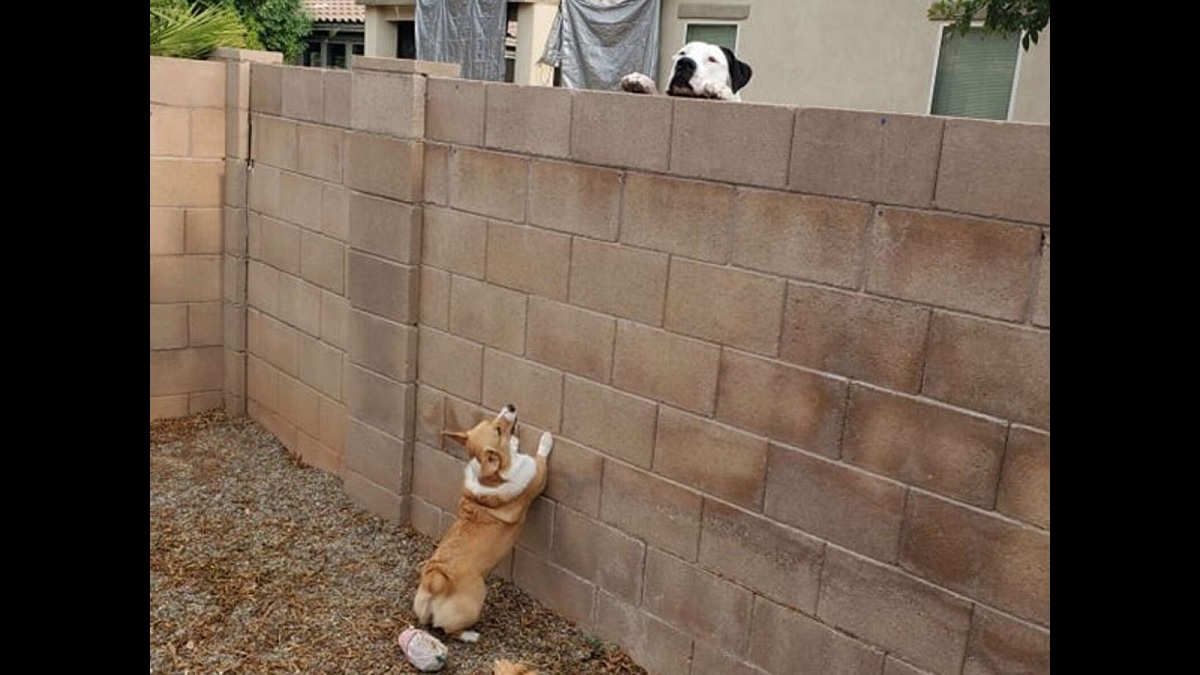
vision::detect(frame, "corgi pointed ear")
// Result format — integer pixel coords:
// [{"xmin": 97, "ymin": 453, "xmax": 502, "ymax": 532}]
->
[
  {"xmin": 479, "ymin": 448, "xmax": 502, "ymax": 480},
  {"xmin": 442, "ymin": 430, "xmax": 470, "ymax": 445}
]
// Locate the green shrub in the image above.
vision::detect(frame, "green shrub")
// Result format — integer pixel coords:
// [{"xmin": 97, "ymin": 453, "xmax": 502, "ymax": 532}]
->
[
  {"xmin": 149, "ymin": 0, "xmax": 248, "ymax": 59},
  {"xmin": 149, "ymin": 0, "xmax": 312, "ymax": 64},
  {"xmin": 200, "ymin": 0, "xmax": 313, "ymax": 64}
]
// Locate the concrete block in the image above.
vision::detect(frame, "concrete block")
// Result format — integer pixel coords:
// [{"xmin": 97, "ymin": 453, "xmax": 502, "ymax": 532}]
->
[
  {"xmin": 818, "ymin": 547, "xmax": 971, "ymax": 674},
  {"xmin": 867, "ymin": 208, "xmax": 1042, "ymax": 322},
  {"xmin": 779, "ymin": 282, "xmax": 930, "ymax": 392},
  {"xmin": 621, "ymin": 172, "xmax": 731, "ymax": 263},
  {"xmin": 715, "ymin": 349, "xmax": 847, "ymax": 457},
  {"xmin": 349, "ymin": 192, "xmax": 421, "ymax": 264},
  {"xmin": 612, "ymin": 321, "xmax": 720, "ymax": 416},
  {"xmin": 790, "ymin": 108, "xmax": 942, "ymax": 207},
  {"xmin": 485, "ymin": 83, "xmax": 571, "ymax": 157},
  {"xmin": 764, "ymin": 444, "xmax": 906, "ymax": 562},
  {"xmin": 733, "ymin": 189, "xmax": 872, "ymax": 289},
  {"xmin": 448, "ymin": 147, "xmax": 527, "ymax": 221},
  {"xmin": 486, "ymin": 222, "xmax": 570, "ymax": 300},
  {"xmin": 571, "ymin": 89, "xmax": 671, "ymax": 172},
  {"xmin": 665, "ymin": 259, "xmax": 784, "ymax": 355},
  {"xmin": 654, "ymin": 407, "xmax": 768, "ymax": 509},
  {"xmin": 923, "ymin": 313, "xmax": 1050, "ymax": 430},
  {"xmin": 529, "ymin": 160, "xmax": 621, "ymax": 240},
  {"xmin": 425, "ymin": 76, "xmax": 485, "ymax": 145},
  {"xmin": 671, "ymin": 99, "xmax": 793, "ymax": 187},
  {"xmin": 935, "ymin": 119, "xmax": 1050, "ymax": 225},
  {"xmin": 569, "ymin": 239, "xmax": 668, "ymax": 325}
]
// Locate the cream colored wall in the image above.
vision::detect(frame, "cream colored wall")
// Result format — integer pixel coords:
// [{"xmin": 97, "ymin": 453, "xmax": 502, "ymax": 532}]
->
[
  {"xmin": 1011, "ymin": 24, "xmax": 1049, "ymax": 123},
  {"xmin": 364, "ymin": 4, "xmax": 413, "ymax": 58},
  {"xmin": 150, "ymin": 56, "xmax": 228, "ymax": 421},
  {"xmin": 358, "ymin": 0, "xmax": 1049, "ymax": 122},
  {"xmin": 659, "ymin": 0, "xmax": 1049, "ymax": 123},
  {"xmin": 515, "ymin": 2, "xmax": 559, "ymax": 86}
]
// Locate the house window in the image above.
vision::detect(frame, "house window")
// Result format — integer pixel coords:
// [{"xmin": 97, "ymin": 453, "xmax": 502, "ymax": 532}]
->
[
  {"xmin": 396, "ymin": 21, "xmax": 416, "ymax": 59},
  {"xmin": 504, "ymin": 2, "xmax": 519, "ymax": 83},
  {"xmin": 303, "ymin": 30, "xmax": 364, "ymax": 69},
  {"xmin": 685, "ymin": 23, "xmax": 738, "ymax": 52},
  {"xmin": 930, "ymin": 26, "xmax": 1021, "ymax": 120},
  {"xmin": 327, "ymin": 42, "xmax": 348, "ymax": 69},
  {"xmin": 303, "ymin": 41, "xmax": 322, "ymax": 67}
]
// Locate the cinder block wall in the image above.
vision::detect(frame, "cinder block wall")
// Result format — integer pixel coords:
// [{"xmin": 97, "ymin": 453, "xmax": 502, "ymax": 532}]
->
[
  {"xmin": 154, "ymin": 53, "xmax": 1050, "ymax": 675},
  {"xmin": 238, "ymin": 59, "xmax": 360, "ymax": 477},
  {"xmin": 213, "ymin": 47, "xmax": 284, "ymax": 418},
  {"xmin": 150, "ymin": 56, "xmax": 228, "ymax": 419},
  {"xmin": 240, "ymin": 57, "xmax": 459, "ymax": 516},
  {"xmin": 408, "ymin": 82, "xmax": 1050, "ymax": 675}
]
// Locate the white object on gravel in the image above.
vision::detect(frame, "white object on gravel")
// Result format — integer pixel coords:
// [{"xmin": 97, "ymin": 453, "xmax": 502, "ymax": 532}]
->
[{"xmin": 398, "ymin": 626, "xmax": 448, "ymax": 672}]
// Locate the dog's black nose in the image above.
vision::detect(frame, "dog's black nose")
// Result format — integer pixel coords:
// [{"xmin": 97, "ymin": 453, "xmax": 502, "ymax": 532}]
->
[
  {"xmin": 669, "ymin": 58, "xmax": 696, "ymax": 93},
  {"xmin": 505, "ymin": 403, "xmax": 516, "ymax": 413}
]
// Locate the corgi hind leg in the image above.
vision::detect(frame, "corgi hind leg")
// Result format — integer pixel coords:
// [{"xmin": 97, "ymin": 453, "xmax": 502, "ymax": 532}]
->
[
  {"xmin": 434, "ymin": 576, "xmax": 486, "ymax": 642},
  {"xmin": 412, "ymin": 585, "xmax": 433, "ymax": 625}
]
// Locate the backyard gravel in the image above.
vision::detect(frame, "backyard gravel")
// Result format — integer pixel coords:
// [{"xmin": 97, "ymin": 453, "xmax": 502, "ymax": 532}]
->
[{"xmin": 149, "ymin": 410, "xmax": 648, "ymax": 675}]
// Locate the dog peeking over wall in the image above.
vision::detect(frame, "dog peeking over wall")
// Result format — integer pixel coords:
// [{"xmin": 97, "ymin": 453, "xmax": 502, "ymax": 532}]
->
[{"xmin": 620, "ymin": 40, "xmax": 753, "ymax": 101}]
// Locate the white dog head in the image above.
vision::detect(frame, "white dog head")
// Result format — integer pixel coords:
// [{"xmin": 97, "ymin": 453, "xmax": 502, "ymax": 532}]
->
[{"xmin": 666, "ymin": 41, "xmax": 753, "ymax": 100}]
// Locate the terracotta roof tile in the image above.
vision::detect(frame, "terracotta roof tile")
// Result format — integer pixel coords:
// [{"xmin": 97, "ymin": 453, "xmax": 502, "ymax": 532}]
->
[{"xmin": 304, "ymin": 0, "xmax": 365, "ymax": 23}]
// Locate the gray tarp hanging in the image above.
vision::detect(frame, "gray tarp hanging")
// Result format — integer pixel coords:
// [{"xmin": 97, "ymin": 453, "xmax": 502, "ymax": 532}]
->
[
  {"xmin": 415, "ymin": 0, "xmax": 508, "ymax": 81},
  {"xmin": 541, "ymin": 0, "xmax": 660, "ymax": 92}
]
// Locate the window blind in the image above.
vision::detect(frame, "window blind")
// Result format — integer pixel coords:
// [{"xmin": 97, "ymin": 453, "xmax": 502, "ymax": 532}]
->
[
  {"xmin": 686, "ymin": 23, "xmax": 738, "ymax": 52},
  {"xmin": 931, "ymin": 27, "xmax": 1020, "ymax": 120}
]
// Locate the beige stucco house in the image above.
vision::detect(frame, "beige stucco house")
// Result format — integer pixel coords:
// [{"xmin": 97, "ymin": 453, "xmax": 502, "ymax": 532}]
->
[{"xmin": 358, "ymin": 0, "xmax": 1047, "ymax": 122}]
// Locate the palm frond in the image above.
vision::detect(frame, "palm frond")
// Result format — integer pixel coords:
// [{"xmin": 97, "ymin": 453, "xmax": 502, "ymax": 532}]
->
[{"xmin": 150, "ymin": 1, "xmax": 248, "ymax": 60}]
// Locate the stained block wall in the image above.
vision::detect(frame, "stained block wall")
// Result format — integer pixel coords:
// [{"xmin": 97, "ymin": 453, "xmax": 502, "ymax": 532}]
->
[
  {"xmin": 239, "ymin": 59, "xmax": 357, "ymax": 481},
  {"xmin": 150, "ymin": 56, "xmax": 229, "ymax": 419},
  {"xmin": 408, "ymin": 81, "xmax": 1050, "ymax": 675},
  {"xmin": 239, "ymin": 57, "xmax": 459, "ymax": 519},
  {"xmin": 151, "ymin": 53, "xmax": 1050, "ymax": 675}
]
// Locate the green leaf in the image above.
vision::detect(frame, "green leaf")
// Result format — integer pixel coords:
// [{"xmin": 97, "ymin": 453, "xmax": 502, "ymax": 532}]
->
[{"xmin": 150, "ymin": 1, "xmax": 248, "ymax": 59}]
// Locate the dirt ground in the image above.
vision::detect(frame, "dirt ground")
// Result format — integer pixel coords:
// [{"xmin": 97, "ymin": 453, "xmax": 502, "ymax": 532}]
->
[{"xmin": 149, "ymin": 409, "xmax": 648, "ymax": 675}]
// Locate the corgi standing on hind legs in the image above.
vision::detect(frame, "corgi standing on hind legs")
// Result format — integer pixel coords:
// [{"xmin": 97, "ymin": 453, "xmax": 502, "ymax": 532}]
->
[{"xmin": 411, "ymin": 404, "xmax": 553, "ymax": 643}]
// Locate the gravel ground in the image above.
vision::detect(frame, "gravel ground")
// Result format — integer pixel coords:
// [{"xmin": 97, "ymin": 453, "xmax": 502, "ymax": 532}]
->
[{"xmin": 149, "ymin": 410, "xmax": 648, "ymax": 675}]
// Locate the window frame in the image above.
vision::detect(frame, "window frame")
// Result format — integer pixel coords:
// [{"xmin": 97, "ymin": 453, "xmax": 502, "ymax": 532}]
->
[
  {"xmin": 683, "ymin": 21, "xmax": 740, "ymax": 54},
  {"xmin": 926, "ymin": 22, "xmax": 1025, "ymax": 121}
]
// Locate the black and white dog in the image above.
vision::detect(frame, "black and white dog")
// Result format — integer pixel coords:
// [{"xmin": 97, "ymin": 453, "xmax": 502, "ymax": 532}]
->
[{"xmin": 620, "ymin": 41, "xmax": 753, "ymax": 102}]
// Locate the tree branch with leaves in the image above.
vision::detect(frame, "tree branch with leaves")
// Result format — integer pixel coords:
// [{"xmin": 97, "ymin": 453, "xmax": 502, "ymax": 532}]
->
[{"xmin": 928, "ymin": 0, "xmax": 1050, "ymax": 50}]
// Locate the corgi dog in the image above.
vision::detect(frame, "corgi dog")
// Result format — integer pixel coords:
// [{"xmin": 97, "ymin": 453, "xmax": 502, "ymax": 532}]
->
[{"xmin": 412, "ymin": 404, "xmax": 553, "ymax": 642}]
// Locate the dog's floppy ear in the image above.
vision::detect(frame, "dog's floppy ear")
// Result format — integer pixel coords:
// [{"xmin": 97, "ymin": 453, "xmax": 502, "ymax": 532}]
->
[
  {"xmin": 720, "ymin": 46, "xmax": 753, "ymax": 93},
  {"xmin": 442, "ymin": 430, "xmax": 470, "ymax": 445}
]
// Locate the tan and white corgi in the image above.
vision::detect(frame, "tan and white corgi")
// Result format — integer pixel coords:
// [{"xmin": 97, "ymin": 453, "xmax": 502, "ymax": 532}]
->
[{"xmin": 412, "ymin": 404, "xmax": 553, "ymax": 642}]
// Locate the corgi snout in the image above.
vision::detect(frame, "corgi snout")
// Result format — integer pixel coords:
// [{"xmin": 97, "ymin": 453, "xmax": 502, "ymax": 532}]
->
[{"xmin": 497, "ymin": 404, "xmax": 518, "ymax": 435}]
